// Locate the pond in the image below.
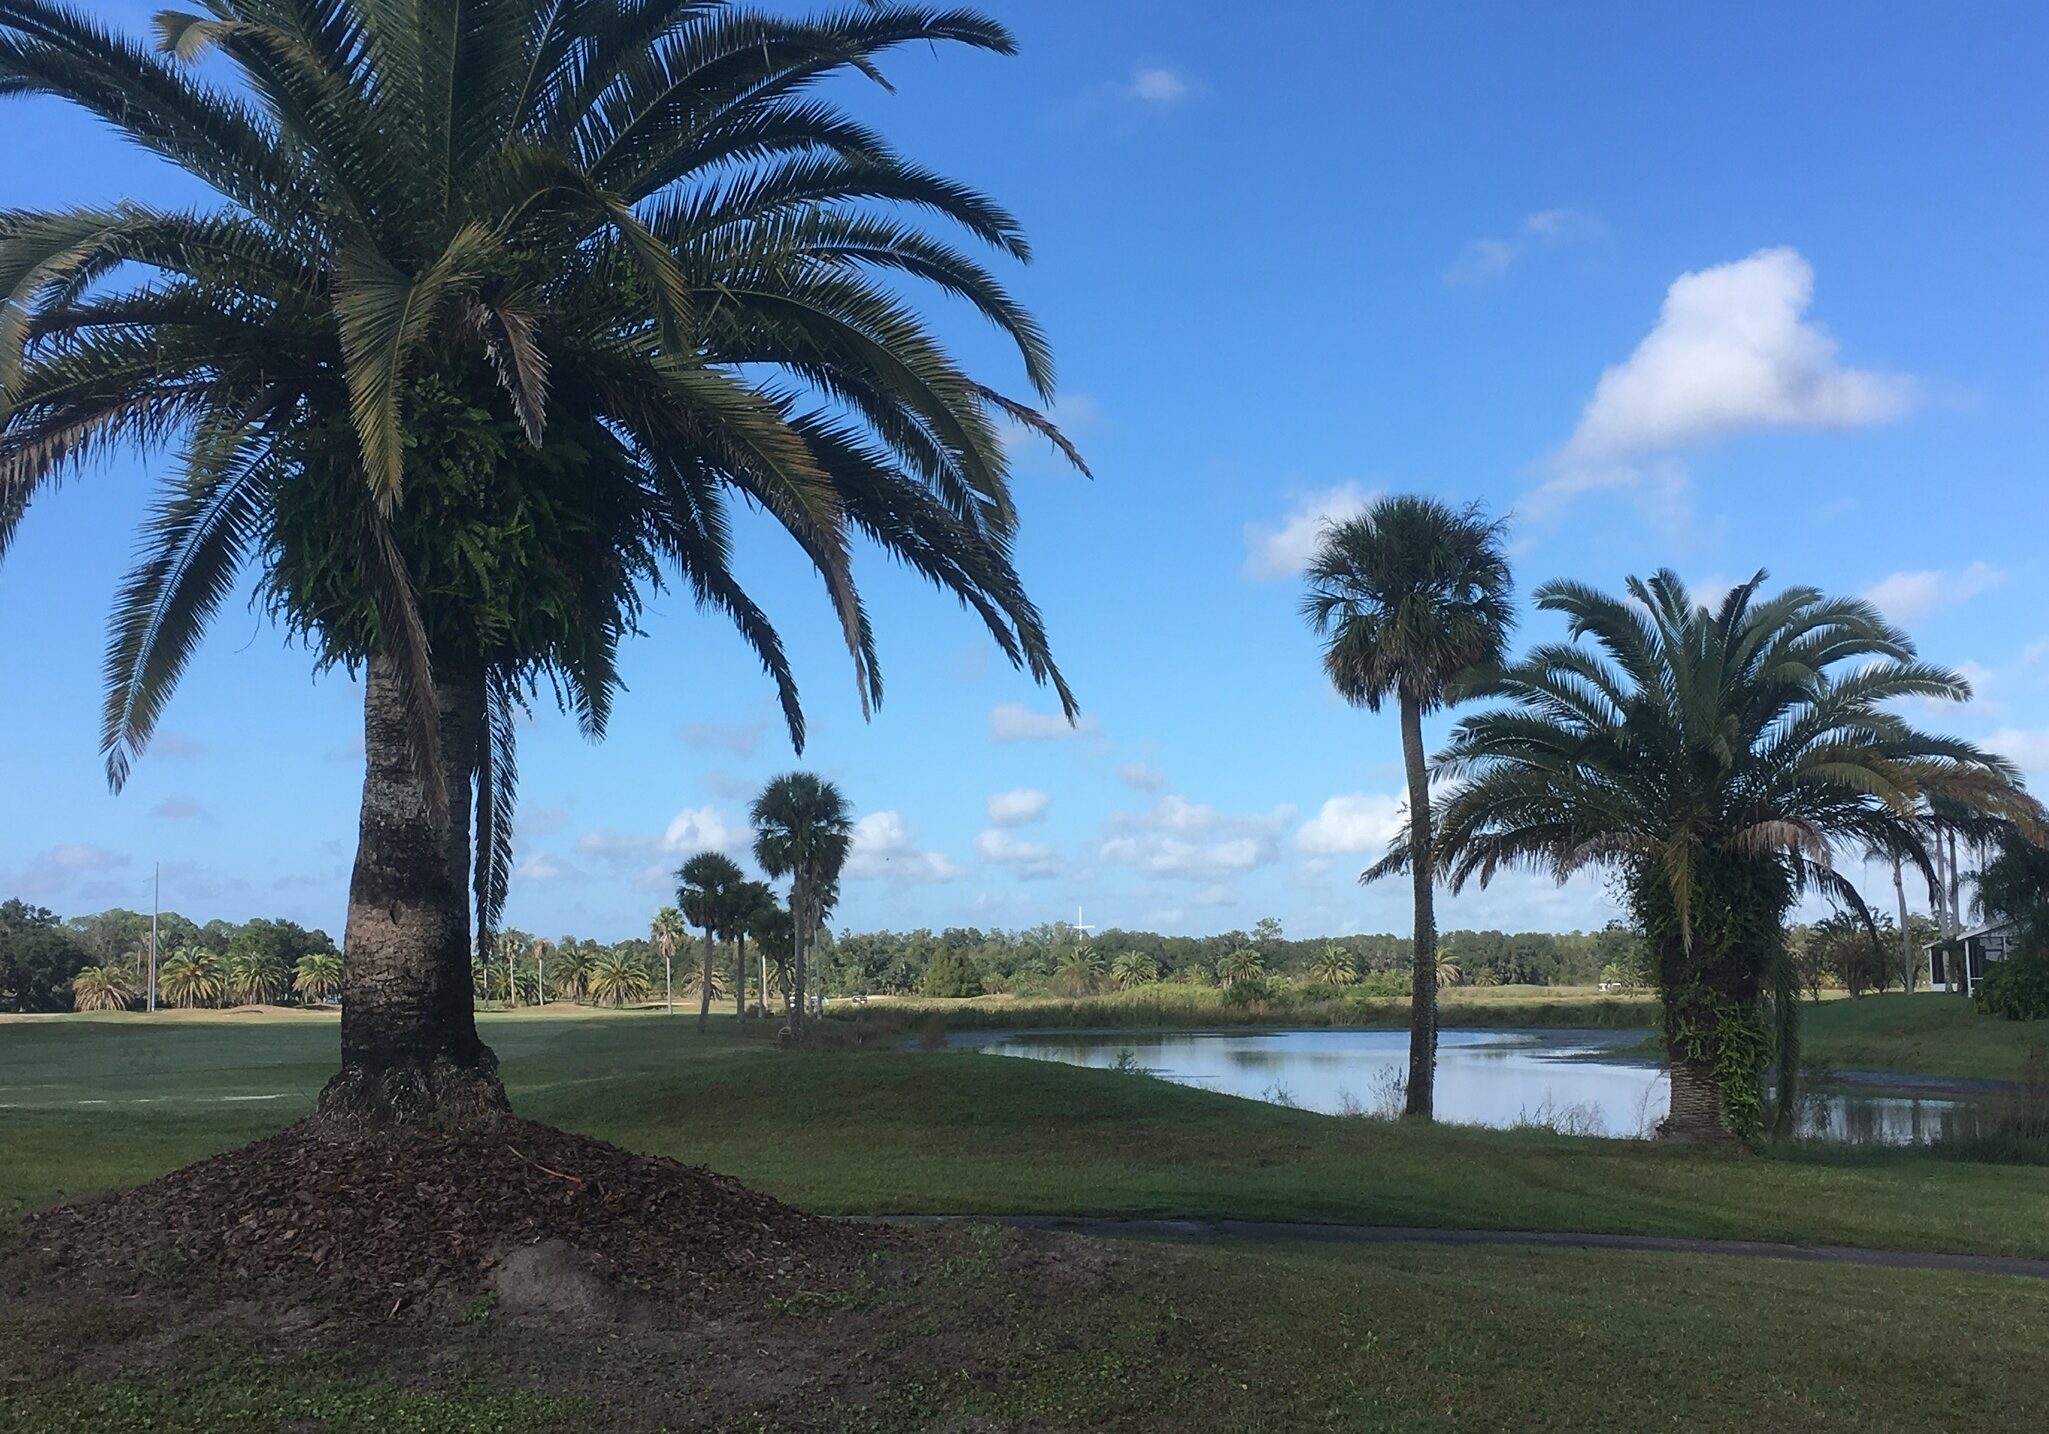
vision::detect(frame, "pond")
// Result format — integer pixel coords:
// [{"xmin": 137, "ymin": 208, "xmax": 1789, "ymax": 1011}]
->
[{"xmin": 956, "ymin": 1028, "xmax": 1986, "ymax": 1145}]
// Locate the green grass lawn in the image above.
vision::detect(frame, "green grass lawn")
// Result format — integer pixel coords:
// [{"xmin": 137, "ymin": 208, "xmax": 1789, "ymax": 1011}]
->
[
  {"xmin": 1798, "ymin": 992, "xmax": 2047, "ymax": 1082},
  {"xmin": 5, "ymin": 1008, "xmax": 2048, "ymax": 1431},
  {"xmin": 5, "ymin": 1007, "xmax": 2047, "ymax": 1256}
]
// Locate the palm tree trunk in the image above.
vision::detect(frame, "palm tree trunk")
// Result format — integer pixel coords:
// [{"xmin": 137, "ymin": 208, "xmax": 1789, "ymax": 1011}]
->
[
  {"xmin": 734, "ymin": 932, "xmax": 747, "ymax": 1020},
  {"xmin": 318, "ymin": 656, "xmax": 507, "ymax": 1127},
  {"xmin": 697, "ymin": 928, "xmax": 716, "ymax": 1031},
  {"xmin": 1398, "ymin": 691, "xmax": 1437, "ymax": 1121},
  {"xmin": 1662, "ymin": 1057, "xmax": 1726, "ymax": 1142},
  {"xmin": 1892, "ymin": 857, "xmax": 1915, "ymax": 992},
  {"xmin": 789, "ymin": 877, "xmax": 807, "ymax": 1037}
]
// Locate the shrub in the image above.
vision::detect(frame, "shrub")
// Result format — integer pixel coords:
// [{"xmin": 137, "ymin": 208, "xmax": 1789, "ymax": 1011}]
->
[
  {"xmin": 1976, "ymin": 950, "xmax": 2049, "ymax": 1021},
  {"xmin": 921, "ymin": 948, "xmax": 984, "ymax": 999},
  {"xmin": 1220, "ymin": 974, "xmax": 1284, "ymax": 1008}
]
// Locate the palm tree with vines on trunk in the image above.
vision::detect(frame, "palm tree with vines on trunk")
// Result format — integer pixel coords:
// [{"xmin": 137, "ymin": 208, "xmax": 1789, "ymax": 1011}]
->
[
  {"xmin": 2, "ymin": 1, "xmax": 1078, "ymax": 1127},
  {"xmin": 751, "ymin": 774, "xmax": 851, "ymax": 1036},
  {"xmin": 1376, "ymin": 570, "xmax": 2039, "ymax": 1143},
  {"xmin": 1304, "ymin": 496, "xmax": 1514, "ymax": 1122}
]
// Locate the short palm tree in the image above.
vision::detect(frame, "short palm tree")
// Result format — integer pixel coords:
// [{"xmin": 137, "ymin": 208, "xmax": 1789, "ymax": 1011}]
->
[
  {"xmin": 551, "ymin": 941, "xmax": 595, "ymax": 1004},
  {"xmin": 1310, "ymin": 944, "xmax": 1357, "ymax": 987},
  {"xmin": 1109, "ymin": 951, "xmax": 1160, "ymax": 989},
  {"xmin": 727, "ymin": 881, "xmax": 778, "ymax": 1018},
  {"xmin": 71, "ymin": 964, "xmax": 134, "ymax": 1012},
  {"xmin": 1434, "ymin": 955, "xmax": 1463, "ymax": 989},
  {"xmin": 1216, "ymin": 947, "xmax": 1264, "ymax": 988},
  {"xmin": 2, "ymin": 1, "xmax": 1077, "ymax": 1125},
  {"xmin": 649, "ymin": 907, "xmax": 688, "ymax": 1015},
  {"xmin": 1304, "ymin": 496, "xmax": 1514, "ymax": 1121},
  {"xmin": 751, "ymin": 774, "xmax": 852, "ymax": 1034},
  {"xmin": 1053, "ymin": 944, "xmax": 1102, "ymax": 996},
  {"xmin": 158, "ymin": 947, "xmax": 224, "ymax": 1009},
  {"xmin": 586, "ymin": 952, "xmax": 651, "ymax": 1010},
  {"xmin": 1391, "ymin": 570, "xmax": 2037, "ymax": 1142},
  {"xmin": 293, "ymin": 952, "xmax": 345, "ymax": 1005},
  {"xmin": 677, "ymin": 852, "xmax": 743, "ymax": 1031},
  {"xmin": 226, "ymin": 949, "xmax": 288, "ymax": 1006}
]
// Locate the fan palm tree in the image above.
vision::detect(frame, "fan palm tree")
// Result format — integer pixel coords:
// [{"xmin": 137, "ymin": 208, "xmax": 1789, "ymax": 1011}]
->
[
  {"xmin": 727, "ymin": 880, "xmax": 777, "ymax": 1018},
  {"xmin": 650, "ymin": 906, "xmax": 687, "ymax": 1015},
  {"xmin": 2, "ymin": 1, "xmax": 1078, "ymax": 1125},
  {"xmin": 1216, "ymin": 947, "xmax": 1264, "ymax": 989},
  {"xmin": 226, "ymin": 949, "xmax": 288, "ymax": 1005},
  {"xmin": 1382, "ymin": 570, "xmax": 2038, "ymax": 1142},
  {"xmin": 586, "ymin": 951, "xmax": 650, "ymax": 1010},
  {"xmin": 293, "ymin": 952, "xmax": 345, "ymax": 1005},
  {"xmin": 530, "ymin": 937, "xmax": 554, "ymax": 1007},
  {"xmin": 71, "ymin": 964, "xmax": 133, "ymax": 1012},
  {"xmin": 1310, "ymin": 944, "xmax": 1357, "ymax": 987},
  {"xmin": 1109, "ymin": 951, "xmax": 1159, "ymax": 989},
  {"xmin": 677, "ymin": 852, "xmax": 743, "ymax": 1031},
  {"xmin": 158, "ymin": 946, "xmax": 224, "ymax": 1008},
  {"xmin": 1303, "ymin": 496, "xmax": 1514, "ymax": 1122},
  {"xmin": 748, "ymin": 900, "xmax": 795, "ymax": 1011},
  {"xmin": 750, "ymin": 773, "xmax": 851, "ymax": 1035}
]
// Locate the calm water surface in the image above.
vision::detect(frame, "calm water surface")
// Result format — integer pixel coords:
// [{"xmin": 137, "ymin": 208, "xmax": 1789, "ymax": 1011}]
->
[{"xmin": 960, "ymin": 1028, "xmax": 1982, "ymax": 1145}]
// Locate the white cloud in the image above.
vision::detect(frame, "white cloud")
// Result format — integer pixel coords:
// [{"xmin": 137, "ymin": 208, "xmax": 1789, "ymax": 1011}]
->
[
  {"xmin": 1117, "ymin": 761, "xmax": 1166, "ymax": 792},
  {"xmin": 986, "ymin": 788, "xmax": 1051, "ymax": 827},
  {"xmin": 1862, "ymin": 562, "xmax": 2006, "ymax": 625},
  {"xmin": 989, "ymin": 702, "xmax": 1095, "ymax": 742},
  {"xmin": 1445, "ymin": 209, "xmax": 1605, "ymax": 286},
  {"xmin": 661, "ymin": 806, "xmax": 747, "ymax": 856},
  {"xmin": 975, "ymin": 828, "xmax": 1062, "ymax": 881},
  {"xmin": 1099, "ymin": 796, "xmax": 1294, "ymax": 882},
  {"xmin": 1295, "ymin": 794, "xmax": 1407, "ymax": 855},
  {"xmin": 50, "ymin": 844, "xmax": 126, "ymax": 871},
  {"xmin": 517, "ymin": 853, "xmax": 575, "ymax": 882},
  {"xmin": 1127, "ymin": 65, "xmax": 1190, "ymax": 104},
  {"xmin": 676, "ymin": 718, "xmax": 765, "ymax": 758},
  {"xmin": 1243, "ymin": 482, "xmax": 1377, "ymax": 580},
  {"xmin": 1985, "ymin": 727, "xmax": 2049, "ymax": 778},
  {"xmin": 846, "ymin": 811, "xmax": 961, "ymax": 885},
  {"xmin": 574, "ymin": 805, "xmax": 749, "ymax": 892},
  {"xmin": 1562, "ymin": 247, "xmax": 1914, "ymax": 461}
]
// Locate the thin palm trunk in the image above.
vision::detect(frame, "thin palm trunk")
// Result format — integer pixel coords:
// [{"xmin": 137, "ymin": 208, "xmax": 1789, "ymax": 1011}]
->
[
  {"xmin": 319, "ymin": 656, "xmax": 507, "ymax": 1125},
  {"xmin": 734, "ymin": 931, "xmax": 748, "ymax": 1019},
  {"xmin": 789, "ymin": 876, "xmax": 807, "ymax": 1035},
  {"xmin": 664, "ymin": 946, "xmax": 673, "ymax": 1014},
  {"xmin": 1399, "ymin": 691, "xmax": 1437, "ymax": 1120},
  {"xmin": 697, "ymin": 927, "xmax": 716, "ymax": 1032},
  {"xmin": 1892, "ymin": 857, "xmax": 1915, "ymax": 993}
]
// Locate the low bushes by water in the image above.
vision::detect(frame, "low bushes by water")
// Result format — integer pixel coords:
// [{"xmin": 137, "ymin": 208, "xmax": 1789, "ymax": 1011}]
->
[
  {"xmin": 826, "ymin": 982, "xmax": 1662, "ymax": 1032},
  {"xmin": 1926, "ymin": 1046, "xmax": 2049, "ymax": 1165}
]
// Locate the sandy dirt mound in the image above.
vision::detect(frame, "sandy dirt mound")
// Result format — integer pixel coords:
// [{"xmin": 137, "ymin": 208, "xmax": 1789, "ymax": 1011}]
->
[{"xmin": 27, "ymin": 1116, "xmax": 875, "ymax": 1313}]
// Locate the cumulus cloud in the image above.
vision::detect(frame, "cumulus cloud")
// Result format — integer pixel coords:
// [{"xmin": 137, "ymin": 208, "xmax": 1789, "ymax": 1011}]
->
[
  {"xmin": 1099, "ymin": 796, "xmax": 1294, "ymax": 882},
  {"xmin": 985, "ymin": 788, "xmax": 1051, "ymax": 827},
  {"xmin": 1243, "ymin": 482, "xmax": 1376, "ymax": 580},
  {"xmin": 845, "ymin": 811, "xmax": 961, "ymax": 885},
  {"xmin": 516, "ymin": 853, "xmax": 575, "ymax": 882},
  {"xmin": 1862, "ymin": 562, "xmax": 2006, "ymax": 625},
  {"xmin": 1561, "ymin": 248, "xmax": 1913, "ymax": 462},
  {"xmin": 1127, "ymin": 65, "xmax": 1190, "ymax": 105},
  {"xmin": 975, "ymin": 828, "xmax": 1062, "ymax": 881},
  {"xmin": 1117, "ymin": 761, "xmax": 1166, "ymax": 792},
  {"xmin": 1295, "ymin": 794, "xmax": 1407, "ymax": 855},
  {"xmin": 574, "ymin": 805, "xmax": 749, "ymax": 890},
  {"xmin": 1444, "ymin": 209, "xmax": 1606, "ymax": 286},
  {"xmin": 989, "ymin": 703, "xmax": 1095, "ymax": 742}
]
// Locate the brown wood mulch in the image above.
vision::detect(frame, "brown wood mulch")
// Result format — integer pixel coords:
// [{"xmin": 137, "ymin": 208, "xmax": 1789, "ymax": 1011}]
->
[{"xmin": 25, "ymin": 1116, "xmax": 878, "ymax": 1313}]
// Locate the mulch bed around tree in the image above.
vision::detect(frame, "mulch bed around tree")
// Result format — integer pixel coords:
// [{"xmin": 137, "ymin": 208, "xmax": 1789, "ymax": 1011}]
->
[{"xmin": 25, "ymin": 1116, "xmax": 879, "ymax": 1314}]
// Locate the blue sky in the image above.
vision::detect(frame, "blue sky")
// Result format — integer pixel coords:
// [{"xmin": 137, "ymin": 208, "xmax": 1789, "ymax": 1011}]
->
[{"xmin": 4, "ymin": 1, "xmax": 2047, "ymax": 942}]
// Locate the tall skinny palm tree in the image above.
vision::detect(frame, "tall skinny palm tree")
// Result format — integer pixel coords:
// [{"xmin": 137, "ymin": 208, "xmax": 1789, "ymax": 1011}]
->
[
  {"xmin": 1304, "ymin": 496, "xmax": 1514, "ymax": 1119},
  {"xmin": 2, "ymin": 1, "xmax": 1078, "ymax": 1126},
  {"xmin": 728, "ymin": 880, "xmax": 776, "ymax": 1019},
  {"xmin": 750, "ymin": 773, "xmax": 851, "ymax": 1036},
  {"xmin": 677, "ymin": 852, "xmax": 743, "ymax": 1032},
  {"xmin": 650, "ymin": 907, "xmax": 687, "ymax": 1016},
  {"xmin": 1389, "ymin": 570, "xmax": 2039, "ymax": 1141}
]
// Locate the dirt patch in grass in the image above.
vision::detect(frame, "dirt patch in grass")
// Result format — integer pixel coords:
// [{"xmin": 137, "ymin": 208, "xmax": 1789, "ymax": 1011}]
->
[{"xmin": 24, "ymin": 1116, "xmax": 879, "ymax": 1317}]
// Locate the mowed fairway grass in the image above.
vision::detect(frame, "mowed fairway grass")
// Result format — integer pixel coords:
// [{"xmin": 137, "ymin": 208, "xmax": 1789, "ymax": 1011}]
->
[{"xmin": 4, "ymin": 1008, "xmax": 2049, "ymax": 1431}]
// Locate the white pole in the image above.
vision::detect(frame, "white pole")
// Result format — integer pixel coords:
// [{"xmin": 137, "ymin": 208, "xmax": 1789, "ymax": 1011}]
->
[{"xmin": 148, "ymin": 862, "xmax": 159, "ymax": 1013}]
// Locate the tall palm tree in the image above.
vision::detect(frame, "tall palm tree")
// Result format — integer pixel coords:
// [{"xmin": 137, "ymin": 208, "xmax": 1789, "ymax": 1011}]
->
[
  {"xmin": 293, "ymin": 952, "xmax": 344, "ymax": 1005},
  {"xmin": 530, "ymin": 937, "xmax": 554, "ymax": 1007},
  {"xmin": 747, "ymin": 900, "xmax": 795, "ymax": 1013},
  {"xmin": 650, "ymin": 907, "xmax": 687, "ymax": 1016},
  {"xmin": 2, "ymin": 2, "xmax": 1078, "ymax": 1126},
  {"xmin": 1386, "ymin": 570, "xmax": 2038, "ymax": 1142},
  {"xmin": 727, "ymin": 880, "xmax": 777, "ymax": 1018},
  {"xmin": 1304, "ymin": 496, "xmax": 1514, "ymax": 1121},
  {"xmin": 71, "ymin": 964, "xmax": 134, "ymax": 1012},
  {"xmin": 750, "ymin": 773, "xmax": 851, "ymax": 1035},
  {"xmin": 677, "ymin": 852, "xmax": 743, "ymax": 1032}
]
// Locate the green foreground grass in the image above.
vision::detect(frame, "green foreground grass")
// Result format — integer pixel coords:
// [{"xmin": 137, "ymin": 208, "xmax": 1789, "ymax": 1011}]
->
[{"xmin": 4, "ymin": 1008, "xmax": 2048, "ymax": 1431}]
